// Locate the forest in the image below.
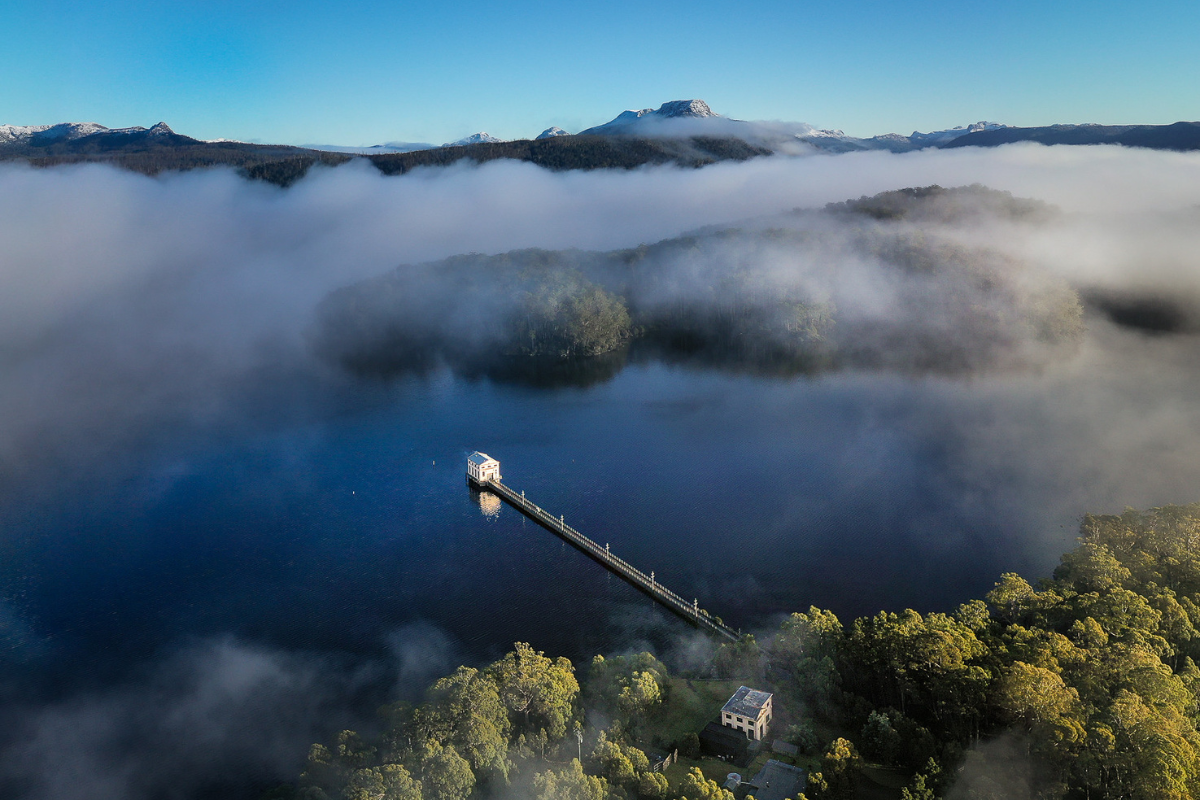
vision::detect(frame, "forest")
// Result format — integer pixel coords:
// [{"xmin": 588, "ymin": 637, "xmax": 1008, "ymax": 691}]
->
[
  {"xmin": 366, "ymin": 135, "xmax": 771, "ymax": 175},
  {"xmin": 0, "ymin": 132, "xmax": 767, "ymax": 186},
  {"xmin": 18, "ymin": 147, "xmax": 354, "ymax": 186},
  {"xmin": 0, "ymin": 129, "xmax": 355, "ymax": 185},
  {"xmin": 312, "ymin": 186, "xmax": 1085, "ymax": 382},
  {"xmin": 268, "ymin": 503, "xmax": 1200, "ymax": 800}
]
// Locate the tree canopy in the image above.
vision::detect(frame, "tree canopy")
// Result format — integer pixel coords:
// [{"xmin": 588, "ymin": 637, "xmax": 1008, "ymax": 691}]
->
[{"xmin": 292, "ymin": 503, "xmax": 1200, "ymax": 800}]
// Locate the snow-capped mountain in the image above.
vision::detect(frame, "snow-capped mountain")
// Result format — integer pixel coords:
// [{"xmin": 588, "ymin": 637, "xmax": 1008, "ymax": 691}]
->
[
  {"xmin": 535, "ymin": 127, "xmax": 570, "ymax": 139},
  {"xmin": 444, "ymin": 132, "xmax": 504, "ymax": 147},
  {"xmin": 570, "ymin": 100, "xmax": 1017, "ymax": 154},
  {"xmin": 0, "ymin": 121, "xmax": 109, "ymax": 144},
  {"xmin": 0, "ymin": 121, "xmax": 183, "ymax": 148},
  {"xmin": 135, "ymin": 122, "xmax": 176, "ymax": 136},
  {"xmin": 856, "ymin": 122, "xmax": 1007, "ymax": 152},
  {"xmin": 575, "ymin": 100, "xmax": 871, "ymax": 152},
  {"xmin": 579, "ymin": 100, "xmax": 721, "ymax": 135},
  {"xmin": 905, "ymin": 121, "xmax": 1007, "ymax": 146}
]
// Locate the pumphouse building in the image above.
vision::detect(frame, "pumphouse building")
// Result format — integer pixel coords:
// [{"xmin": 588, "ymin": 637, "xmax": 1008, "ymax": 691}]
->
[
  {"xmin": 720, "ymin": 686, "xmax": 773, "ymax": 741},
  {"xmin": 467, "ymin": 452, "xmax": 501, "ymax": 486},
  {"xmin": 699, "ymin": 686, "xmax": 775, "ymax": 766}
]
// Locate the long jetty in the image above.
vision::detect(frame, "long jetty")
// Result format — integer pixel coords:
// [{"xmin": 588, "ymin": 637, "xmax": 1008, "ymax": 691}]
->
[{"xmin": 477, "ymin": 472, "xmax": 739, "ymax": 642}]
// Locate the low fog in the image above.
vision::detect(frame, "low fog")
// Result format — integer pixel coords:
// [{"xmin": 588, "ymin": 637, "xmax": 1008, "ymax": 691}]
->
[
  {"xmin": 4, "ymin": 144, "xmax": 1200, "ymax": 798},
  {"xmin": 314, "ymin": 184, "xmax": 1084, "ymax": 378},
  {"xmin": 0, "ymin": 635, "xmax": 447, "ymax": 800},
  {"xmin": 3, "ymin": 144, "xmax": 1200, "ymax": 490}
]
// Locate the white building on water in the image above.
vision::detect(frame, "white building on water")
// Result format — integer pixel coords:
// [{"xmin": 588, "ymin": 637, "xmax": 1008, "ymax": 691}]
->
[
  {"xmin": 467, "ymin": 452, "xmax": 501, "ymax": 486},
  {"xmin": 721, "ymin": 686, "xmax": 774, "ymax": 741}
]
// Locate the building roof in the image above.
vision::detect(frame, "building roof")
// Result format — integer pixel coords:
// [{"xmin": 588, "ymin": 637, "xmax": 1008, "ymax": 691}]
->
[
  {"xmin": 698, "ymin": 721, "xmax": 751, "ymax": 763},
  {"xmin": 700, "ymin": 721, "xmax": 749, "ymax": 748},
  {"xmin": 771, "ymin": 739, "xmax": 799, "ymax": 757},
  {"xmin": 745, "ymin": 760, "xmax": 807, "ymax": 800},
  {"xmin": 468, "ymin": 452, "xmax": 497, "ymax": 466},
  {"xmin": 722, "ymin": 686, "xmax": 773, "ymax": 717}
]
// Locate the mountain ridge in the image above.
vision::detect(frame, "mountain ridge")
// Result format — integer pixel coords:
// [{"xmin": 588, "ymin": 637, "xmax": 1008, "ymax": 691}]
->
[{"xmin": 5, "ymin": 105, "xmax": 1200, "ymax": 188}]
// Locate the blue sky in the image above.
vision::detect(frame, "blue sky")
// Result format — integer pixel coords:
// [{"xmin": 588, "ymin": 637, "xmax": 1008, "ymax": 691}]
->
[{"xmin": 3, "ymin": 0, "xmax": 1198, "ymax": 145}]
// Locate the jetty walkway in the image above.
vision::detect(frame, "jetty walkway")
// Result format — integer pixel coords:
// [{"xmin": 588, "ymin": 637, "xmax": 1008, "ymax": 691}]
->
[{"xmin": 478, "ymin": 472, "xmax": 739, "ymax": 642}]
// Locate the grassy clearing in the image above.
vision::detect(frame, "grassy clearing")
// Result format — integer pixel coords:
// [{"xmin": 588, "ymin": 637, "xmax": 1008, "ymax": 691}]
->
[
  {"xmin": 743, "ymin": 750, "xmax": 773, "ymax": 777},
  {"xmin": 632, "ymin": 677, "xmax": 747, "ymax": 793},
  {"xmin": 641, "ymin": 677, "xmax": 744, "ymax": 747}
]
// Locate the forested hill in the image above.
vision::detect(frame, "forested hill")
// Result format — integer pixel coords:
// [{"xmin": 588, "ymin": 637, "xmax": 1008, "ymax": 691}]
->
[
  {"xmin": 275, "ymin": 502, "xmax": 1200, "ymax": 800},
  {"xmin": 943, "ymin": 121, "xmax": 1200, "ymax": 150},
  {"xmin": 365, "ymin": 135, "xmax": 772, "ymax": 175},
  {"xmin": 0, "ymin": 121, "xmax": 359, "ymax": 185},
  {"xmin": 313, "ymin": 185, "xmax": 1085, "ymax": 383},
  {"xmin": 0, "ymin": 126, "xmax": 770, "ymax": 186}
]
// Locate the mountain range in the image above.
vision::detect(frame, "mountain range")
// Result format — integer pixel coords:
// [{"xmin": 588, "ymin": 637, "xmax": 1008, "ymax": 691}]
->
[
  {"xmin": 1, "ymin": 121, "xmax": 186, "ymax": 149},
  {"xmin": 4, "ymin": 101, "xmax": 1199, "ymax": 186},
  {"xmin": 325, "ymin": 101, "xmax": 1014, "ymax": 155}
]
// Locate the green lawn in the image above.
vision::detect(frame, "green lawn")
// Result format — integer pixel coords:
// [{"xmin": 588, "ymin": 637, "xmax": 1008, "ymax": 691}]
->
[{"xmin": 640, "ymin": 677, "xmax": 744, "ymax": 747}]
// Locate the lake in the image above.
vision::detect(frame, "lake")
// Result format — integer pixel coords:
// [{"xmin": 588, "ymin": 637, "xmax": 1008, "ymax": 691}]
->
[
  {"xmin": 6, "ymin": 327, "xmax": 1200, "ymax": 796},
  {"xmin": 3, "ymin": 357, "xmax": 1098, "ymax": 688}
]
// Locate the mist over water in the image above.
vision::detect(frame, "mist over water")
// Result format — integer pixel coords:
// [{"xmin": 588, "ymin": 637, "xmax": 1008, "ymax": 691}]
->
[{"xmin": 3, "ymin": 145, "xmax": 1200, "ymax": 798}]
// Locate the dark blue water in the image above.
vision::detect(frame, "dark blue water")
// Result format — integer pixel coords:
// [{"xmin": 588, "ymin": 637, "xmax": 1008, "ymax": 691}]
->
[{"xmin": 0, "ymin": 362, "xmax": 1074, "ymax": 696}]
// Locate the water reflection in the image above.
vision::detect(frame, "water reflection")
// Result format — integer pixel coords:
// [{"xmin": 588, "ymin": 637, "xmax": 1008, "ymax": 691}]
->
[
  {"xmin": 477, "ymin": 491, "xmax": 501, "ymax": 518},
  {"xmin": 328, "ymin": 334, "xmax": 1013, "ymax": 394}
]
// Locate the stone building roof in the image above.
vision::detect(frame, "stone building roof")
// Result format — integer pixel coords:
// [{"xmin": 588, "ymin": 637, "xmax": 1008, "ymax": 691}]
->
[
  {"xmin": 745, "ymin": 760, "xmax": 807, "ymax": 800},
  {"xmin": 722, "ymin": 686, "xmax": 772, "ymax": 717}
]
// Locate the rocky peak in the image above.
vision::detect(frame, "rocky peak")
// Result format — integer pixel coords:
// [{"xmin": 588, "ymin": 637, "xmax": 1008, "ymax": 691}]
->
[{"xmin": 655, "ymin": 99, "xmax": 717, "ymax": 119}]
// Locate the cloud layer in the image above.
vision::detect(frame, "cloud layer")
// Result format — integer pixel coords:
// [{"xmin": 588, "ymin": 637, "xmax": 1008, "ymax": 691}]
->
[
  {"xmin": 0, "ymin": 639, "xmax": 372, "ymax": 800},
  {"xmin": 2, "ymin": 145, "xmax": 1200, "ymax": 489}
]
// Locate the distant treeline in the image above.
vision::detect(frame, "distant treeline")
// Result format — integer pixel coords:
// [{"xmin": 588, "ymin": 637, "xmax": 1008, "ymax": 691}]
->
[
  {"xmin": 22, "ymin": 148, "xmax": 353, "ymax": 186},
  {"xmin": 944, "ymin": 121, "xmax": 1200, "ymax": 151},
  {"xmin": 367, "ymin": 135, "xmax": 771, "ymax": 175},
  {"xmin": 1, "ymin": 134, "xmax": 769, "ymax": 187},
  {"xmin": 313, "ymin": 186, "xmax": 1084, "ymax": 382},
  {"xmin": 271, "ymin": 501, "xmax": 1200, "ymax": 800},
  {"xmin": 825, "ymin": 184, "xmax": 1055, "ymax": 223},
  {"xmin": 0, "ymin": 126, "xmax": 356, "ymax": 186}
]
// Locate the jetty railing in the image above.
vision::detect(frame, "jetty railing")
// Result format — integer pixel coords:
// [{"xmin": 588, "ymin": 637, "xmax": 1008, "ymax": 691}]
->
[{"xmin": 483, "ymin": 478, "xmax": 740, "ymax": 642}]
